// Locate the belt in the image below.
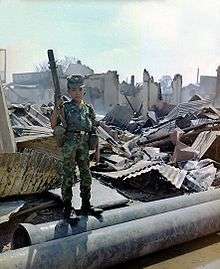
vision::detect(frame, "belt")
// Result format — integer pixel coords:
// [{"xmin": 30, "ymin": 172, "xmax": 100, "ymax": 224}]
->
[{"xmin": 67, "ymin": 131, "xmax": 89, "ymax": 136}]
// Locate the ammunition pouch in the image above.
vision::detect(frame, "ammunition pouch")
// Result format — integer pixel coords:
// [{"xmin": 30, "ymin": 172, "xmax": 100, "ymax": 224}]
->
[
  {"xmin": 53, "ymin": 125, "xmax": 67, "ymax": 147},
  {"xmin": 88, "ymin": 131, "xmax": 99, "ymax": 150}
]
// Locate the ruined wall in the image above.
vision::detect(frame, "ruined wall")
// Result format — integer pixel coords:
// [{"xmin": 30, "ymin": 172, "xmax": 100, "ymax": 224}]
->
[
  {"xmin": 65, "ymin": 61, "xmax": 94, "ymax": 76},
  {"xmin": 9, "ymin": 71, "xmax": 54, "ymax": 105},
  {"xmin": 140, "ymin": 69, "xmax": 160, "ymax": 117},
  {"xmin": 180, "ymin": 84, "xmax": 199, "ymax": 102},
  {"xmin": 7, "ymin": 86, "xmax": 54, "ymax": 105},
  {"xmin": 83, "ymin": 71, "xmax": 120, "ymax": 113},
  {"xmin": 103, "ymin": 71, "xmax": 120, "ymax": 112},
  {"xmin": 0, "ymin": 49, "xmax": 6, "ymax": 83},
  {"xmin": 200, "ymin": 75, "xmax": 217, "ymax": 101},
  {"xmin": 119, "ymin": 79, "xmax": 142, "ymax": 113},
  {"xmin": 171, "ymin": 74, "xmax": 182, "ymax": 105},
  {"xmin": 83, "ymin": 74, "xmax": 105, "ymax": 113},
  {"xmin": 149, "ymin": 79, "xmax": 160, "ymax": 106},
  {"xmin": 214, "ymin": 66, "xmax": 220, "ymax": 107}
]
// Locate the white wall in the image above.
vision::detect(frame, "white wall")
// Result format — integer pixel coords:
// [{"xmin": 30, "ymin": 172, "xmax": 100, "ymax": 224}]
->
[
  {"xmin": 171, "ymin": 74, "xmax": 182, "ymax": 105},
  {"xmin": 140, "ymin": 69, "xmax": 160, "ymax": 117},
  {"xmin": 84, "ymin": 71, "xmax": 120, "ymax": 113},
  {"xmin": 200, "ymin": 76, "xmax": 216, "ymax": 101},
  {"xmin": 65, "ymin": 62, "xmax": 94, "ymax": 76},
  {"xmin": 214, "ymin": 66, "xmax": 220, "ymax": 107}
]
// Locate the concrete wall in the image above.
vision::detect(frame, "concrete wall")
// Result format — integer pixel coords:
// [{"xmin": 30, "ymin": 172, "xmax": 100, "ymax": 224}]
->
[
  {"xmin": 6, "ymin": 86, "xmax": 54, "ymax": 105},
  {"xmin": 9, "ymin": 71, "xmax": 54, "ymax": 105},
  {"xmin": 119, "ymin": 80, "xmax": 141, "ymax": 113},
  {"xmin": 140, "ymin": 69, "xmax": 160, "ymax": 117},
  {"xmin": 60, "ymin": 71, "xmax": 120, "ymax": 113},
  {"xmin": 12, "ymin": 71, "xmax": 51, "ymax": 88},
  {"xmin": 171, "ymin": 74, "xmax": 182, "ymax": 105},
  {"xmin": 180, "ymin": 84, "xmax": 199, "ymax": 102},
  {"xmin": 214, "ymin": 67, "xmax": 220, "ymax": 107},
  {"xmin": 83, "ymin": 74, "xmax": 105, "ymax": 113},
  {"xmin": 200, "ymin": 76, "xmax": 217, "ymax": 101}
]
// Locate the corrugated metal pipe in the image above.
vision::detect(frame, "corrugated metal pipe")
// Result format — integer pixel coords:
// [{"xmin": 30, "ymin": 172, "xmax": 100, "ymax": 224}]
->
[
  {"xmin": 1, "ymin": 199, "xmax": 220, "ymax": 269},
  {"xmin": 12, "ymin": 188, "xmax": 220, "ymax": 248}
]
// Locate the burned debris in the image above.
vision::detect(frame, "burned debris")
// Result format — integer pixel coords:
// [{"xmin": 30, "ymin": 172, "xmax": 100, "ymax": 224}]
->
[{"xmin": 93, "ymin": 93, "xmax": 220, "ymax": 201}]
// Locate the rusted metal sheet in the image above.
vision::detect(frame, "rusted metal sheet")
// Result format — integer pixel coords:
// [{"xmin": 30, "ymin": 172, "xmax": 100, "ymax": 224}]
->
[
  {"xmin": 16, "ymin": 135, "xmax": 62, "ymax": 160},
  {"xmin": 0, "ymin": 149, "xmax": 61, "ymax": 198}
]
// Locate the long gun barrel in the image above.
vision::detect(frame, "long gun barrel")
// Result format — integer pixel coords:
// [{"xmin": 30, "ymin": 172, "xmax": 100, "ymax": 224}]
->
[
  {"xmin": 47, "ymin": 49, "xmax": 61, "ymax": 105},
  {"xmin": 47, "ymin": 49, "xmax": 66, "ymax": 129}
]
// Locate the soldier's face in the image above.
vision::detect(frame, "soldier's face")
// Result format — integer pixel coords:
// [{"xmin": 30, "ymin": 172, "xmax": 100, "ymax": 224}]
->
[{"xmin": 69, "ymin": 88, "xmax": 83, "ymax": 102}]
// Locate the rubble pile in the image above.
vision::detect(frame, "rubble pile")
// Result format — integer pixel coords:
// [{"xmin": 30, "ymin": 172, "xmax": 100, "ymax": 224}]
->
[
  {"xmin": 92, "ymin": 96, "xmax": 220, "ymax": 200},
  {"xmin": 9, "ymin": 103, "xmax": 52, "ymax": 138},
  {"xmin": 2, "ymin": 94, "xmax": 220, "ymax": 201}
]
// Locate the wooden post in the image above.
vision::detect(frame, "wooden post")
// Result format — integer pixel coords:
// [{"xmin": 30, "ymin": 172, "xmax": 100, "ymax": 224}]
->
[{"xmin": 0, "ymin": 82, "xmax": 16, "ymax": 153}]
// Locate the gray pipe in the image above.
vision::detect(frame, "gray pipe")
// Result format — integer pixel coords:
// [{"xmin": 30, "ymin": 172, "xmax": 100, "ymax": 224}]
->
[
  {"xmin": 1, "ymin": 199, "xmax": 220, "ymax": 269},
  {"xmin": 12, "ymin": 188, "xmax": 220, "ymax": 248}
]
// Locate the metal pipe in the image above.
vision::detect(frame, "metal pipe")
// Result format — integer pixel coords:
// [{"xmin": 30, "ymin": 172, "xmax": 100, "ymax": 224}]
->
[
  {"xmin": 2, "ymin": 199, "xmax": 220, "ymax": 269},
  {"xmin": 12, "ymin": 188, "xmax": 220, "ymax": 248}
]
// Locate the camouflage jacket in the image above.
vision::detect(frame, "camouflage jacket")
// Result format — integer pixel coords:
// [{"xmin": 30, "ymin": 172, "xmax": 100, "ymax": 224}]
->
[{"xmin": 63, "ymin": 100, "xmax": 96, "ymax": 133}]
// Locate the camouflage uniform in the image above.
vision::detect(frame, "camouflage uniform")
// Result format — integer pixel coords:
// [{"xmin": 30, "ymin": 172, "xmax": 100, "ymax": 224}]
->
[{"xmin": 61, "ymin": 99, "xmax": 96, "ymax": 205}]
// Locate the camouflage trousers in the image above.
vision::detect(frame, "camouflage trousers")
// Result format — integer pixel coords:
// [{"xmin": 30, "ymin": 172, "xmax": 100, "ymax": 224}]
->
[{"xmin": 61, "ymin": 134, "xmax": 92, "ymax": 203}]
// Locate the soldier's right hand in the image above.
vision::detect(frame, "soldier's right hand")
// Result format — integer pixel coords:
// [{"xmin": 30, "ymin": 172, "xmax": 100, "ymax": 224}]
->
[{"xmin": 55, "ymin": 99, "xmax": 64, "ymax": 111}]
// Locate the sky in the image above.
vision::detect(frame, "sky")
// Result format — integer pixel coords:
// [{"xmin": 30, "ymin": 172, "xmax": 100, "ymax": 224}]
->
[{"xmin": 0, "ymin": 0, "xmax": 220, "ymax": 85}]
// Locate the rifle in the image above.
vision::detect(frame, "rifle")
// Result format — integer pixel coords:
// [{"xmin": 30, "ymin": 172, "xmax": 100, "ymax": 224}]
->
[
  {"xmin": 47, "ymin": 49, "xmax": 67, "ymax": 128},
  {"xmin": 47, "ymin": 49, "xmax": 67, "ymax": 146}
]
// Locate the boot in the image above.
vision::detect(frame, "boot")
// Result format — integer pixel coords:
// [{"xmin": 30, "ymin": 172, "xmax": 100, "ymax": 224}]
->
[
  {"xmin": 63, "ymin": 200, "xmax": 76, "ymax": 219},
  {"xmin": 81, "ymin": 198, "xmax": 103, "ymax": 215},
  {"xmin": 80, "ymin": 185, "xmax": 103, "ymax": 215}
]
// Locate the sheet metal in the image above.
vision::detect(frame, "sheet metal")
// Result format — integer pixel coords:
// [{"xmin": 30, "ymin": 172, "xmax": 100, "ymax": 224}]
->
[
  {"xmin": 96, "ymin": 160, "xmax": 186, "ymax": 189},
  {"xmin": 165, "ymin": 99, "xmax": 212, "ymax": 121},
  {"xmin": 124, "ymin": 164, "xmax": 187, "ymax": 189},
  {"xmin": 185, "ymin": 164, "xmax": 216, "ymax": 191},
  {"xmin": 0, "ymin": 201, "xmax": 24, "ymax": 224},
  {"xmin": 50, "ymin": 179, "xmax": 129, "ymax": 209},
  {"xmin": 94, "ymin": 160, "xmax": 154, "ymax": 180},
  {"xmin": 186, "ymin": 131, "xmax": 220, "ymax": 159},
  {"xmin": 0, "ymin": 149, "xmax": 61, "ymax": 198}
]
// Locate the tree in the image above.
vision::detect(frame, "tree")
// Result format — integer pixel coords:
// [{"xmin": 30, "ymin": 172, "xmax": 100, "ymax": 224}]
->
[{"xmin": 35, "ymin": 56, "xmax": 78, "ymax": 73}]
